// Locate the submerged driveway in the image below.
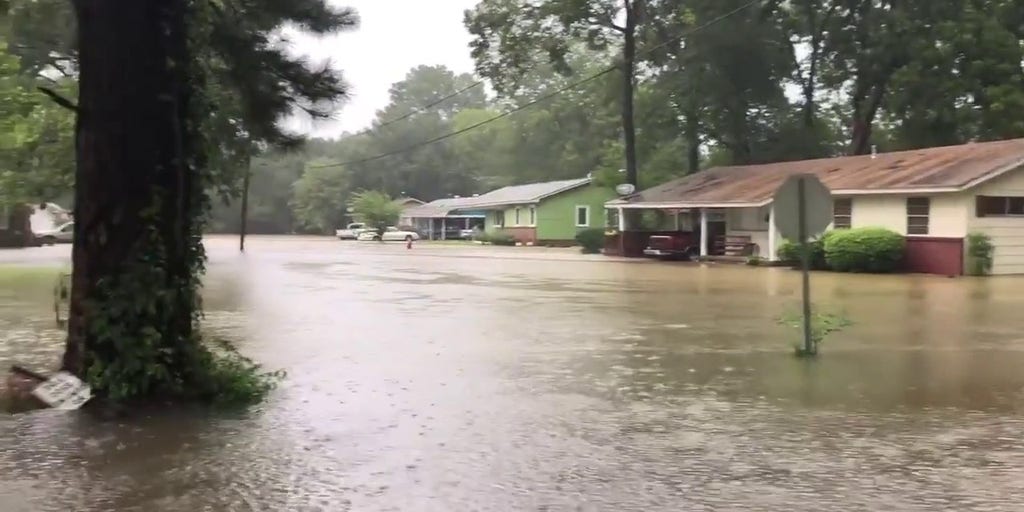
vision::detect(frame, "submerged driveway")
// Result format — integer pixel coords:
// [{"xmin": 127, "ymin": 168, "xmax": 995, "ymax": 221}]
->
[{"xmin": 2, "ymin": 236, "xmax": 1024, "ymax": 511}]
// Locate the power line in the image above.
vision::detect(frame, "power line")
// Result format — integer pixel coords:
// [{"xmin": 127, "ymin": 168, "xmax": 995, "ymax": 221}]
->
[
  {"xmin": 374, "ymin": 81, "xmax": 485, "ymax": 130},
  {"xmin": 314, "ymin": 0, "xmax": 764, "ymax": 169}
]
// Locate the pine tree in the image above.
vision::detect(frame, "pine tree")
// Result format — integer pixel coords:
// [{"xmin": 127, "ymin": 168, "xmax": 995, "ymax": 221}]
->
[{"xmin": 61, "ymin": 0, "xmax": 356, "ymax": 403}]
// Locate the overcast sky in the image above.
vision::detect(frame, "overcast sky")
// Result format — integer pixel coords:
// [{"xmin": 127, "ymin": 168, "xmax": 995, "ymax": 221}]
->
[{"xmin": 284, "ymin": 0, "xmax": 481, "ymax": 139}]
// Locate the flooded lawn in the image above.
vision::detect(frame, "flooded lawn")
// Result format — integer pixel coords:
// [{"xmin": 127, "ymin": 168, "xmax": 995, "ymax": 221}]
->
[{"xmin": 2, "ymin": 236, "xmax": 1024, "ymax": 511}]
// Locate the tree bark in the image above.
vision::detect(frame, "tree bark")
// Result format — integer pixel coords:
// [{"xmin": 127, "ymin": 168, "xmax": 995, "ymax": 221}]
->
[
  {"xmin": 63, "ymin": 0, "xmax": 193, "ymax": 377},
  {"xmin": 621, "ymin": 0, "xmax": 639, "ymax": 186}
]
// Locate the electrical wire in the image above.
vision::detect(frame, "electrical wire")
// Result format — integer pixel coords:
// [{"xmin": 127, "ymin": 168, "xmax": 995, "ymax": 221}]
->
[{"xmin": 313, "ymin": 0, "xmax": 765, "ymax": 169}]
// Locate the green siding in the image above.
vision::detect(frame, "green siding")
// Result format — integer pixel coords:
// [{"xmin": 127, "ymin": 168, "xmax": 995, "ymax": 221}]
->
[
  {"xmin": 480, "ymin": 183, "xmax": 615, "ymax": 241},
  {"xmin": 536, "ymin": 184, "xmax": 616, "ymax": 240},
  {"xmin": 484, "ymin": 205, "xmax": 536, "ymax": 232}
]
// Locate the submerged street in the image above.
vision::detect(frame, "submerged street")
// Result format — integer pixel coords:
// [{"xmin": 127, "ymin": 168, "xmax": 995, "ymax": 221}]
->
[{"xmin": 2, "ymin": 236, "xmax": 1024, "ymax": 511}]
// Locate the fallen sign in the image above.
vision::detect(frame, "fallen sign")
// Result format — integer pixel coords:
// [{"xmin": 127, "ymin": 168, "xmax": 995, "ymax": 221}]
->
[{"xmin": 31, "ymin": 371, "xmax": 92, "ymax": 410}]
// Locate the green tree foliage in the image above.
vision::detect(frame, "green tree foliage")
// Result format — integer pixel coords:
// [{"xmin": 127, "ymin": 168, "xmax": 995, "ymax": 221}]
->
[
  {"xmin": 291, "ymin": 160, "xmax": 349, "ymax": 234},
  {"xmin": 348, "ymin": 190, "xmax": 401, "ymax": 234},
  {"xmin": 0, "ymin": 42, "xmax": 75, "ymax": 205}
]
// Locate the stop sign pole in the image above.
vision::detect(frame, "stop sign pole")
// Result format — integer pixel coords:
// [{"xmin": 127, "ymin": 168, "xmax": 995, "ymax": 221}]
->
[{"xmin": 773, "ymin": 174, "xmax": 832, "ymax": 356}]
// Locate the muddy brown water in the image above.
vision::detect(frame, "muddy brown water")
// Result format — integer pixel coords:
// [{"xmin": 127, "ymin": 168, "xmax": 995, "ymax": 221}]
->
[{"xmin": 2, "ymin": 236, "xmax": 1024, "ymax": 511}]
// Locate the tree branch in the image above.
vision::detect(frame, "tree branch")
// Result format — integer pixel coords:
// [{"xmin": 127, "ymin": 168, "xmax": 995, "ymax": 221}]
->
[{"xmin": 37, "ymin": 86, "xmax": 79, "ymax": 112}]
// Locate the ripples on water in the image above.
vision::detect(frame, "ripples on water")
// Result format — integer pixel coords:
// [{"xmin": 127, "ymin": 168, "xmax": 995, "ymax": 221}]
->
[{"xmin": 2, "ymin": 238, "xmax": 1024, "ymax": 511}]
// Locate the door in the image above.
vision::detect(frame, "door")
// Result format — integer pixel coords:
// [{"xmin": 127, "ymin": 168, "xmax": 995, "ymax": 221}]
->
[{"xmin": 706, "ymin": 221, "xmax": 727, "ymax": 255}]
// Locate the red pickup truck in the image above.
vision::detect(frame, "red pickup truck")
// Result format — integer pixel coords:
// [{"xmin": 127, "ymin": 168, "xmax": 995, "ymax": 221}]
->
[{"xmin": 643, "ymin": 232, "xmax": 698, "ymax": 261}]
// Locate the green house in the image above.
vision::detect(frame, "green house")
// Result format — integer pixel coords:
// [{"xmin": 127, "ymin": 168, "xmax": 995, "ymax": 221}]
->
[{"xmin": 460, "ymin": 177, "xmax": 616, "ymax": 245}]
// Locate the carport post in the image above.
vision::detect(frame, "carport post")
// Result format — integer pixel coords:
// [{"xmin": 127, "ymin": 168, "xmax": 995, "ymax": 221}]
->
[
  {"xmin": 441, "ymin": 218, "xmax": 447, "ymax": 240},
  {"xmin": 699, "ymin": 209, "xmax": 708, "ymax": 258},
  {"xmin": 768, "ymin": 204, "xmax": 777, "ymax": 261},
  {"xmin": 617, "ymin": 207, "xmax": 625, "ymax": 231}
]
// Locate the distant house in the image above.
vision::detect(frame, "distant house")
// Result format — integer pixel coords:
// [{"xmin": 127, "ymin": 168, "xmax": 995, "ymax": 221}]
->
[
  {"xmin": 402, "ymin": 197, "xmax": 487, "ymax": 240},
  {"xmin": 607, "ymin": 138, "xmax": 1024, "ymax": 275},
  {"xmin": 467, "ymin": 177, "xmax": 616, "ymax": 245}
]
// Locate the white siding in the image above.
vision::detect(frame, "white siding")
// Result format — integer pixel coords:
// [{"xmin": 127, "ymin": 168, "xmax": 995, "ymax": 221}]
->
[
  {"xmin": 845, "ymin": 194, "xmax": 967, "ymax": 237},
  {"xmin": 967, "ymin": 165, "xmax": 1024, "ymax": 274},
  {"xmin": 727, "ymin": 206, "xmax": 773, "ymax": 258}
]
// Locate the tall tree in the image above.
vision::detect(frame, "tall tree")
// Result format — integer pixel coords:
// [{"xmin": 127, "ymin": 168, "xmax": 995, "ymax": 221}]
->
[
  {"xmin": 63, "ymin": 0, "xmax": 356, "ymax": 403},
  {"xmin": 466, "ymin": 0, "xmax": 647, "ymax": 185}
]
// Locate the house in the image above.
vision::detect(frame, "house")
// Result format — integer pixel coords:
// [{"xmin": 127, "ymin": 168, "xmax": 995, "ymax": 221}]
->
[
  {"xmin": 607, "ymin": 138, "xmax": 1024, "ymax": 275},
  {"xmin": 465, "ymin": 177, "xmax": 616, "ymax": 245},
  {"xmin": 402, "ymin": 197, "xmax": 486, "ymax": 240}
]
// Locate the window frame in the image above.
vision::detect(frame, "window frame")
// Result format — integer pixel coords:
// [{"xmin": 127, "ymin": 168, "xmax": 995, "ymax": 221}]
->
[
  {"xmin": 976, "ymin": 196, "xmax": 1024, "ymax": 217},
  {"xmin": 906, "ymin": 197, "xmax": 930, "ymax": 236},
  {"xmin": 494, "ymin": 210, "xmax": 505, "ymax": 227},
  {"xmin": 528, "ymin": 206, "xmax": 536, "ymax": 226},
  {"xmin": 832, "ymin": 198, "xmax": 852, "ymax": 229},
  {"xmin": 514, "ymin": 207, "xmax": 521, "ymax": 226},
  {"xmin": 575, "ymin": 205, "xmax": 591, "ymax": 228}
]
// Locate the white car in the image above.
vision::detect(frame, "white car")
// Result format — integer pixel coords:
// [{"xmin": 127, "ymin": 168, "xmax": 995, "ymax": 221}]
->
[
  {"xmin": 35, "ymin": 221, "xmax": 74, "ymax": 245},
  {"xmin": 357, "ymin": 226, "xmax": 421, "ymax": 242},
  {"xmin": 335, "ymin": 222, "xmax": 368, "ymax": 240}
]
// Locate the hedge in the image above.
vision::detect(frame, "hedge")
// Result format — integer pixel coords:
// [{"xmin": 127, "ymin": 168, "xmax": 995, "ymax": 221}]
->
[
  {"xmin": 575, "ymin": 228, "xmax": 605, "ymax": 254},
  {"xmin": 823, "ymin": 227, "xmax": 905, "ymax": 273},
  {"xmin": 777, "ymin": 232, "xmax": 832, "ymax": 270}
]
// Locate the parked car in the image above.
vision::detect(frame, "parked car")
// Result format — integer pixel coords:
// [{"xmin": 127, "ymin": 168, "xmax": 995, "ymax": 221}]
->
[
  {"xmin": 357, "ymin": 226, "xmax": 421, "ymax": 242},
  {"xmin": 335, "ymin": 222, "xmax": 368, "ymax": 240},
  {"xmin": 35, "ymin": 221, "xmax": 74, "ymax": 245},
  {"xmin": 643, "ymin": 233, "xmax": 698, "ymax": 260}
]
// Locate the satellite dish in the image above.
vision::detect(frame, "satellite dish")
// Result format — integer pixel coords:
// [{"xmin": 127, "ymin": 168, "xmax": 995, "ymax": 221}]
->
[{"xmin": 615, "ymin": 183, "xmax": 636, "ymax": 196}]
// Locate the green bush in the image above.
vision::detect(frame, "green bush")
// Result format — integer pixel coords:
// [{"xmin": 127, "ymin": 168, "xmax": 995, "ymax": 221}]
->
[
  {"xmin": 824, "ymin": 227, "xmax": 905, "ymax": 273},
  {"xmin": 777, "ymin": 233, "xmax": 831, "ymax": 270},
  {"xmin": 477, "ymin": 231, "xmax": 517, "ymax": 246},
  {"xmin": 575, "ymin": 228, "xmax": 605, "ymax": 254},
  {"xmin": 966, "ymin": 232, "xmax": 994, "ymax": 276}
]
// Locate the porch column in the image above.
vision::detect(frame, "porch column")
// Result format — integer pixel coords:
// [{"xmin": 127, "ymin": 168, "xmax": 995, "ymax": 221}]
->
[
  {"xmin": 699, "ymin": 208, "xmax": 708, "ymax": 257},
  {"xmin": 617, "ymin": 207, "xmax": 625, "ymax": 231},
  {"xmin": 767, "ymin": 205, "xmax": 778, "ymax": 261},
  {"xmin": 441, "ymin": 218, "xmax": 447, "ymax": 240}
]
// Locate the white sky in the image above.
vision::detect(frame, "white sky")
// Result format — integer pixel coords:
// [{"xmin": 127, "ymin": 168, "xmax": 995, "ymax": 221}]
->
[{"xmin": 283, "ymin": 0, "xmax": 481, "ymax": 139}]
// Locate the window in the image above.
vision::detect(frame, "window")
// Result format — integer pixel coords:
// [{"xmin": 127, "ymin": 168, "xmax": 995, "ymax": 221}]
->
[
  {"xmin": 529, "ymin": 207, "xmax": 536, "ymax": 226},
  {"xmin": 976, "ymin": 196, "xmax": 1024, "ymax": 217},
  {"xmin": 833, "ymin": 198, "xmax": 852, "ymax": 229},
  {"xmin": 575, "ymin": 205, "xmax": 590, "ymax": 227},
  {"xmin": 494, "ymin": 210, "xmax": 505, "ymax": 227},
  {"xmin": 906, "ymin": 197, "xmax": 930, "ymax": 235},
  {"xmin": 514, "ymin": 207, "xmax": 521, "ymax": 226}
]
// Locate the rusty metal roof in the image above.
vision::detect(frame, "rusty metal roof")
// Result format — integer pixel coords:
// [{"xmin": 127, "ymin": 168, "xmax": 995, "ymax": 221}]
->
[{"xmin": 613, "ymin": 138, "xmax": 1024, "ymax": 207}]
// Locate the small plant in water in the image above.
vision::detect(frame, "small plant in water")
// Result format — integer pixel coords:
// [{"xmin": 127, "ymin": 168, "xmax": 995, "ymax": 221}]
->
[{"xmin": 777, "ymin": 308, "xmax": 852, "ymax": 357}]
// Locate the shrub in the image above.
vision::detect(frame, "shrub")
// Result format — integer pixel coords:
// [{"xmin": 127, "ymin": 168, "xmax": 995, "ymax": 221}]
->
[
  {"xmin": 966, "ymin": 232, "xmax": 994, "ymax": 276},
  {"xmin": 778, "ymin": 307, "xmax": 852, "ymax": 357},
  {"xmin": 575, "ymin": 228, "xmax": 605, "ymax": 254},
  {"xmin": 777, "ymin": 233, "xmax": 831, "ymax": 270},
  {"xmin": 823, "ymin": 227, "xmax": 905, "ymax": 273},
  {"xmin": 478, "ymin": 231, "xmax": 517, "ymax": 246}
]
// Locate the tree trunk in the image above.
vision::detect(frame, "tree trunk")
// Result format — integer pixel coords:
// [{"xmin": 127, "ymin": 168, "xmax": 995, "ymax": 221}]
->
[
  {"xmin": 239, "ymin": 155, "xmax": 251, "ymax": 252},
  {"xmin": 63, "ymin": 0, "xmax": 194, "ymax": 381},
  {"xmin": 621, "ymin": 1, "xmax": 639, "ymax": 186}
]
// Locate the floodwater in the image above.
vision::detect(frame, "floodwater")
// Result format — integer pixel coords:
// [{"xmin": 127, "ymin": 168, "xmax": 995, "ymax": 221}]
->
[{"xmin": 2, "ymin": 236, "xmax": 1024, "ymax": 511}]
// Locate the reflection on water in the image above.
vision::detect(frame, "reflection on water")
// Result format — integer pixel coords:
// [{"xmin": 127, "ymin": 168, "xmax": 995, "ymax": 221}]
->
[{"xmin": 2, "ymin": 237, "xmax": 1024, "ymax": 511}]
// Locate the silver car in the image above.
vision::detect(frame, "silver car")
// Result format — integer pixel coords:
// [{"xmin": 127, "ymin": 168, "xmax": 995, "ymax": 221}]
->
[{"xmin": 36, "ymin": 221, "xmax": 74, "ymax": 245}]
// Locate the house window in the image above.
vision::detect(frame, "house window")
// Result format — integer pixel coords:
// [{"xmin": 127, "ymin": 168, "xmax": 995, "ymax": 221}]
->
[
  {"xmin": 976, "ymin": 196, "xmax": 1024, "ymax": 217},
  {"xmin": 906, "ymin": 197, "xmax": 930, "ymax": 235},
  {"xmin": 833, "ymin": 198, "xmax": 852, "ymax": 229},
  {"xmin": 514, "ymin": 207, "xmax": 521, "ymax": 226},
  {"xmin": 575, "ymin": 205, "xmax": 590, "ymax": 227},
  {"xmin": 494, "ymin": 210, "xmax": 505, "ymax": 227},
  {"xmin": 529, "ymin": 207, "xmax": 536, "ymax": 226}
]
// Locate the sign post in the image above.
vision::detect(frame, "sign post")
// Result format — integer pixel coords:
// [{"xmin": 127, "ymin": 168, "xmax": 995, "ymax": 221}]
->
[{"xmin": 772, "ymin": 174, "xmax": 832, "ymax": 356}]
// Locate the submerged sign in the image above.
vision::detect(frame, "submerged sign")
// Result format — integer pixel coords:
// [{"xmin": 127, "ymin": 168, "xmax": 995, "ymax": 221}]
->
[{"xmin": 32, "ymin": 371, "xmax": 92, "ymax": 410}]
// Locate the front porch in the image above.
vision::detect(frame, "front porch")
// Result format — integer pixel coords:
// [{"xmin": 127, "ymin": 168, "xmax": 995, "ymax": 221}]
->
[{"xmin": 603, "ymin": 204, "xmax": 781, "ymax": 260}]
